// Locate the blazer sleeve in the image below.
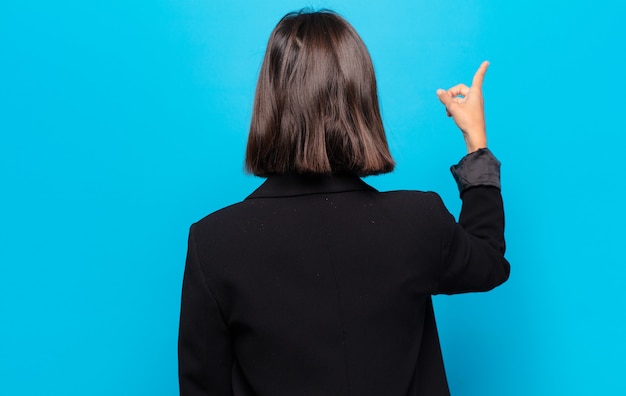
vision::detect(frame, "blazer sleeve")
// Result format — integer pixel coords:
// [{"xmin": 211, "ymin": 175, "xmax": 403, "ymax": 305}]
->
[
  {"xmin": 178, "ymin": 224, "xmax": 233, "ymax": 395},
  {"xmin": 436, "ymin": 150, "xmax": 511, "ymax": 294}
]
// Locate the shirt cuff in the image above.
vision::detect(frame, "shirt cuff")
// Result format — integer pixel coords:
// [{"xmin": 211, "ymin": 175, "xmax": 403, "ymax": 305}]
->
[{"xmin": 450, "ymin": 148, "xmax": 501, "ymax": 193}]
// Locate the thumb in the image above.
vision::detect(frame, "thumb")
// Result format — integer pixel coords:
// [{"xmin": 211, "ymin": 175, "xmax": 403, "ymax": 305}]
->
[
  {"xmin": 436, "ymin": 89, "xmax": 454, "ymax": 116},
  {"xmin": 436, "ymin": 88, "xmax": 452, "ymax": 107}
]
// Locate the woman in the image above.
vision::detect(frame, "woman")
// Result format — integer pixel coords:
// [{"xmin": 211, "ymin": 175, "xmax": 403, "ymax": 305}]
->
[{"xmin": 179, "ymin": 10, "xmax": 509, "ymax": 396}]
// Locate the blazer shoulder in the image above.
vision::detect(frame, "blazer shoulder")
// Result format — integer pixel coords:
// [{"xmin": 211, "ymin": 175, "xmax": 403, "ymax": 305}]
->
[
  {"xmin": 191, "ymin": 200, "xmax": 250, "ymax": 231},
  {"xmin": 363, "ymin": 190, "xmax": 453, "ymax": 226},
  {"xmin": 379, "ymin": 189, "xmax": 448, "ymax": 209}
]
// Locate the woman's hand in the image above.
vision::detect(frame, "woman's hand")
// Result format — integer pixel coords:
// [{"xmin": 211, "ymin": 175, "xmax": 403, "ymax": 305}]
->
[{"xmin": 436, "ymin": 61, "xmax": 489, "ymax": 153}]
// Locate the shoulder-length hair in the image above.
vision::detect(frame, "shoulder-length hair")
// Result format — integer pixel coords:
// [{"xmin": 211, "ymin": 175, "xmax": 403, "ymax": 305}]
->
[{"xmin": 245, "ymin": 10, "xmax": 395, "ymax": 177}]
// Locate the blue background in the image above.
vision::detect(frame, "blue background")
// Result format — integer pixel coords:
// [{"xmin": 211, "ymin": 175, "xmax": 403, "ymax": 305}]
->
[{"xmin": 1, "ymin": 0, "xmax": 624, "ymax": 394}]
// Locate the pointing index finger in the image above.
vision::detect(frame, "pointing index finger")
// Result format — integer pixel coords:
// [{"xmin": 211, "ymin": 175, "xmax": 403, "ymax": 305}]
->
[{"xmin": 471, "ymin": 61, "xmax": 489, "ymax": 90}]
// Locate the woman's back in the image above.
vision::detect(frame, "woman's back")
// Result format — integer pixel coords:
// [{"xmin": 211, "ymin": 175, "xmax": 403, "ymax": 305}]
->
[{"xmin": 180, "ymin": 171, "xmax": 508, "ymax": 395}]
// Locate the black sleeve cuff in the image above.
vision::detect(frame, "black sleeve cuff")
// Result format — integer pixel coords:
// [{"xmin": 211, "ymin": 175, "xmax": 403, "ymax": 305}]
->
[{"xmin": 450, "ymin": 148, "xmax": 501, "ymax": 193}]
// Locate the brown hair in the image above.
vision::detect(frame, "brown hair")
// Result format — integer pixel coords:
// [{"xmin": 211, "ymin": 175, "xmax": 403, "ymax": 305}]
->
[{"xmin": 245, "ymin": 10, "xmax": 395, "ymax": 176}]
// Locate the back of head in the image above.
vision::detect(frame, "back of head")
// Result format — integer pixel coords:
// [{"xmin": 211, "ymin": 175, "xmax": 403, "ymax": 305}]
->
[{"xmin": 246, "ymin": 10, "xmax": 395, "ymax": 177}]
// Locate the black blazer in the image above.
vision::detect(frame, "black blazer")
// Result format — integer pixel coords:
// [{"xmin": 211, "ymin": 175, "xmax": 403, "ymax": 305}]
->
[{"xmin": 179, "ymin": 161, "xmax": 509, "ymax": 395}]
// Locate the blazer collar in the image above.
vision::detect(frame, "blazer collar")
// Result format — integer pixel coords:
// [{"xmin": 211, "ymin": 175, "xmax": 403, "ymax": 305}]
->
[{"xmin": 246, "ymin": 173, "xmax": 377, "ymax": 199}]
